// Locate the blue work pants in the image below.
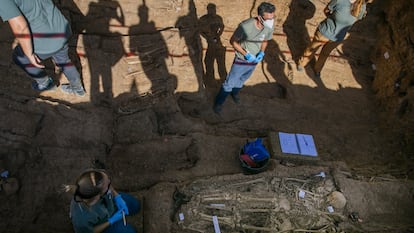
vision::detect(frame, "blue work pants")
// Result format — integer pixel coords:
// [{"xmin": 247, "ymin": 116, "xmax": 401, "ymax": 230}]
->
[
  {"xmin": 103, "ymin": 193, "xmax": 141, "ymax": 233},
  {"xmin": 13, "ymin": 44, "xmax": 82, "ymax": 88},
  {"xmin": 222, "ymin": 57, "xmax": 257, "ymax": 92}
]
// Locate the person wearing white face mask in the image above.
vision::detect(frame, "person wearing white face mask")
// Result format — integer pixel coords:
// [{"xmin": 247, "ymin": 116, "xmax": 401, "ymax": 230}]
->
[
  {"xmin": 297, "ymin": 0, "xmax": 367, "ymax": 78},
  {"xmin": 213, "ymin": 2, "xmax": 275, "ymax": 113}
]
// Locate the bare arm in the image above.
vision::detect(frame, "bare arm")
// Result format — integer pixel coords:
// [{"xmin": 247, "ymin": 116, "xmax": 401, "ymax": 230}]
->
[
  {"xmin": 260, "ymin": 40, "xmax": 268, "ymax": 53},
  {"xmin": 230, "ymin": 34, "xmax": 247, "ymax": 56},
  {"xmin": 8, "ymin": 15, "xmax": 44, "ymax": 68}
]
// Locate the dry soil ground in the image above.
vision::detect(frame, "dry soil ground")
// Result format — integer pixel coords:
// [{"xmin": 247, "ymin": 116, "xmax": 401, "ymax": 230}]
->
[{"xmin": 0, "ymin": 0, "xmax": 413, "ymax": 233}]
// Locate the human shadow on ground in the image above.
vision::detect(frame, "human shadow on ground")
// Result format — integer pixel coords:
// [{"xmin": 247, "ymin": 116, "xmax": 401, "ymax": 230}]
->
[
  {"xmin": 84, "ymin": 0, "xmax": 126, "ymax": 106},
  {"xmin": 54, "ymin": 0, "xmax": 86, "ymax": 35},
  {"xmin": 239, "ymin": 39, "xmax": 292, "ymax": 100},
  {"xmin": 283, "ymin": 0, "xmax": 324, "ymax": 86},
  {"xmin": 117, "ymin": 2, "xmax": 177, "ymax": 114},
  {"xmin": 54, "ymin": 0, "xmax": 86, "ymax": 88},
  {"xmin": 257, "ymin": 39, "xmax": 293, "ymax": 99},
  {"xmin": 198, "ymin": 3, "xmax": 227, "ymax": 88},
  {"xmin": 283, "ymin": 0, "xmax": 315, "ymax": 63},
  {"xmin": 175, "ymin": 0, "xmax": 204, "ymax": 92}
]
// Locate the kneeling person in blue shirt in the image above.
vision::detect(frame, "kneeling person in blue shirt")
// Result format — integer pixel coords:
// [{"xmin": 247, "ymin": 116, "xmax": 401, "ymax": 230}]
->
[{"xmin": 66, "ymin": 169, "xmax": 141, "ymax": 233}]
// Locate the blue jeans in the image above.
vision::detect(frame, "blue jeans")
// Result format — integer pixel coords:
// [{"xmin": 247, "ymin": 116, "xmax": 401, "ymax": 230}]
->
[
  {"xmin": 103, "ymin": 193, "xmax": 141, "ymax": 233},
  {"xmin": 13, "ymin": 44, "xmax": 82, "ymax": 88},
  {"xmin": 222, "ymin": 57, "xmax": 257, "ymax": 92}
]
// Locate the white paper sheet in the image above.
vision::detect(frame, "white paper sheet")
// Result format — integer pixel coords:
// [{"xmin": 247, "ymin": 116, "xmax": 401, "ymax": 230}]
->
[
  {"xmin": 278, "ymin": 132, "xmax": 300, "ymax": 154},
  {"xmin": 296, "ymin": 134, "xmax": 318, "ymax": 156}
]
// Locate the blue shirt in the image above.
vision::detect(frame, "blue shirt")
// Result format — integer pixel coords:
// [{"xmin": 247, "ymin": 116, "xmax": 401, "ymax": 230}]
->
[
  {"xmin": 0, "ymin": 0, "xmax": 71, "ymax": 54},
  {"xmin": 318, "ymin": 0, "xmax": 366, "ymax": 41},
  {"xmin": 70, "ymin": 192, "xmax": 116, "ymax": 233}
]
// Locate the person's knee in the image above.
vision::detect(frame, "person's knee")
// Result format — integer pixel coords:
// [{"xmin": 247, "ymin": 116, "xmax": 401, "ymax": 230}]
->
[
  {"xmin": 128, "ymin": 199, "xmax": 140, "ymax": 215},
  {"xmin": 222, "ymin": 83, "xmax": 233, "ymax": 92},
  {"xmin": 120, "ymin": 193, "xmax": 141, "ymax": 215}
]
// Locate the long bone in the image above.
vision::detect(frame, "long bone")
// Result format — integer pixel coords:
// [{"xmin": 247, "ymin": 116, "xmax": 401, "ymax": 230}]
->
[
  {"xmin": 198, "ymin": 212, "xmax": 235, "ymax": 227},
  {"xmin": 202, "ymin": 192, "xmax": 278, "ymax": 203},
  {"xmin": 228, "ymin": 177, "xmax": 269, "ymax": 188}
]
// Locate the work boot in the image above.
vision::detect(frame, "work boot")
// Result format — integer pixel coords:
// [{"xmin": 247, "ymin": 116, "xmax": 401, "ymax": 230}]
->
[
  {"xmin": 213, "ymin": 87, "xmax": 230, "ymax": 113},
  {"xmin": 213, "ymin": 104, "xmax": 222, "ymax": 114},
  {"xmin": 60, "ymin": 84, "xmax": 85, "ymax": 97},
  {"xmin": 231, "ymin": 88, "xmax": 241, "ymax": 104},
  {"xmin": 31, "ymin": 77, "xmax": 56, "ymax": 91}
]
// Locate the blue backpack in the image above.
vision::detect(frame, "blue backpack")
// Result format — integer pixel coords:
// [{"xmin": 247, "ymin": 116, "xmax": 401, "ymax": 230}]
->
[{"xmin": 243, "ymin": 138, "xmax": 270, "ymax": 162}]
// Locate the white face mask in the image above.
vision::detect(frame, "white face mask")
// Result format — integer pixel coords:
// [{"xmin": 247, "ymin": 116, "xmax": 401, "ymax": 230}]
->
[
  {"xmin": 264, "ymin": 19, "xmax": 274, "ymax": 29},
  {"xmin": 260, "ymin": 16, "xmax": 274, "ymax": 29}
]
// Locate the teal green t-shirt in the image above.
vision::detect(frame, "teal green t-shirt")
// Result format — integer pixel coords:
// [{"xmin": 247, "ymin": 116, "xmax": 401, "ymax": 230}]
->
[
  {"xmin": 233, "ymin": 18, "xmax": 274, "ymax": 60},
  {"xmin": 318, "ymin": 0, "xmax": 366, "ymax": 41},
  {"xmin": 70, "ymin": 193, "xmax": 116, "ymax": 233},
  {"xmin": 0, "ymin": 0, "xmax": 71, "ymax": 54}
]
